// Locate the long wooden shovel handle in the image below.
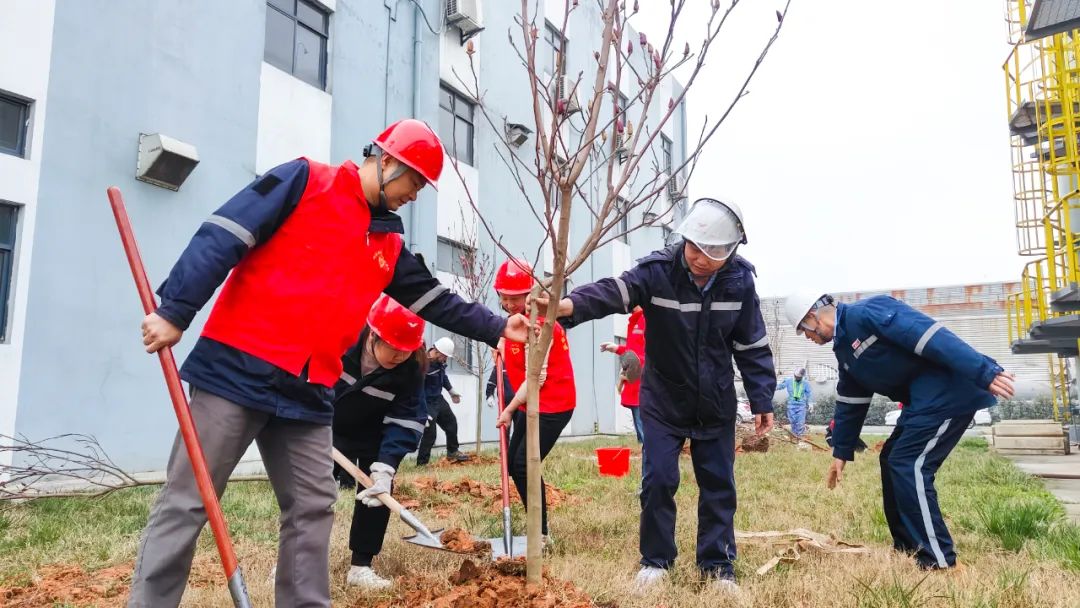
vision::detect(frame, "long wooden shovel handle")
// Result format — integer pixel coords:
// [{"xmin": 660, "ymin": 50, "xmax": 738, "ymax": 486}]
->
[{"xmin": 331, "ymin": 447, "xmax": 405, "ymax": 516}]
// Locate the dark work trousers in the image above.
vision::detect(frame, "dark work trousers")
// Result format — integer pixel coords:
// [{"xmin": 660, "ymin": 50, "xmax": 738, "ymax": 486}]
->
[
  {"xmin": 640, "ymin": 414, "xmax": 737, "ymax": 577},
  {"xmin": 506, "ymin": 408, "xmax": 573, "ymax": 535},
  {"xmin": 416, "ymin": 398, "xmax": 460, "ymax": 464},
  {"xmin": 879, "ymin": 412, "xmax": 973, "ymax": 569},
  {"xmin": 333, "ymin": 432, "xmax": 392, "ymax": 567}
]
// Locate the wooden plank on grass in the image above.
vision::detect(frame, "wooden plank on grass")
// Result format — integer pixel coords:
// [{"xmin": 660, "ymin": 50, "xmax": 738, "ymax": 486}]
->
[{"xmin": 992, "ymin": 422, "xmax": 1066, "ymax": 437}]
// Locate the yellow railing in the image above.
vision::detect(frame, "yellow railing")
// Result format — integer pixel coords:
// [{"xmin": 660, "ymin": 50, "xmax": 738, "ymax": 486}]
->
[{"xmin": 1004, "ymin": 1, "xmax": 1080, "ymax": 422}]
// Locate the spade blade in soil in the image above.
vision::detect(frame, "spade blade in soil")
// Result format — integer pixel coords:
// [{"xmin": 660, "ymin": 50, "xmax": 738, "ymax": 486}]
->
[
  {"xmin": 483, "ymin": 535, "xmax": 527, "ymax": 560},
  {"xmin": 402, "ymin": 528, "xmax": 448, "ymax": 551}
]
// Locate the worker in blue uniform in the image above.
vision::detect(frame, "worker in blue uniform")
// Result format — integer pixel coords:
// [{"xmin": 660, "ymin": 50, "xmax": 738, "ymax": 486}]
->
[
  {"xmin": 539, "ymin": 198, "xmax": 776, "ymax": 595},
  {"xmin": 784, "ymin": 291, "xmax": 1015, "ymax": 570},
  {"xmin": 776, "ymin": 367, "xmax": 812, "ymax": 440}
]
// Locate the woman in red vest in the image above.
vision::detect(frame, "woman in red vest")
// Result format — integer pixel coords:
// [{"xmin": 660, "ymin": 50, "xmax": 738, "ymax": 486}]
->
[
  {"xmin": 601, "ymin": 305, "xmax": 646, "ymax": 443},
  {"xmin": 493, "ymin": 259, "xmax": 576, "ymax": 543},
  {"xmin": 331, "ymin": 295, "xmax": 430, "ymax": 591},
  {"xmin": 130, "ymin": 120, "xmax": 530, "ymax": 608}
]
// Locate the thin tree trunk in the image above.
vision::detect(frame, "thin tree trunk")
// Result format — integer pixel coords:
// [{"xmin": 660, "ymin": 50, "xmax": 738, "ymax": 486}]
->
[
  {"xmin": 475, "ymin": 342, "xmax": 484, "ymax": 454},
  {"xmin": 525, "ymin": 184, "xmax": 575, "ymax": 583}
]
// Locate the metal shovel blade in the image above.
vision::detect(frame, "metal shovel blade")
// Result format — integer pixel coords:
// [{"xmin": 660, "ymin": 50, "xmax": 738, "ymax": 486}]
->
[
  {"xmin": 402, "ymin": 528, "xmax": 449, "ymax": 551},
  {"xmin": 483, "ymin": 535, "xmax": 528, "ymax": 559}
]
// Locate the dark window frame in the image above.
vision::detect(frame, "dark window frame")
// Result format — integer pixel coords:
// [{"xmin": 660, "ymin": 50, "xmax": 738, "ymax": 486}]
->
[
  {"xmin": 0, "ymin": 203, "xmax": 19, "ymax": 342},
  {"xmin": 0, "ymin": 92, "xmax": 31, "ymax": 158},
  {"xmin": 436, "ymin": 236, "xmax": 474, "ymax": 276},
  {"xmin": 661, "ymin": 134, "xmax": 673, "ymax": 174},
  {"xmin": 616, "ymin": 196, "xmax": 630, "ymax": 244},
  {"xmin": 438, "ymin": 84, "xmax": 476, "ymax": 165},
  {"xmin": 543, "ymin": 22, "xmax": 568, "ymax": 77},
  {"xmin": 264, "ymin": 0, "xmax": 330, "ymax": 90}
]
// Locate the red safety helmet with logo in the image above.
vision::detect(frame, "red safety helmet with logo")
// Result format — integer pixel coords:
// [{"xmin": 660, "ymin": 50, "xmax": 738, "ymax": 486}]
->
[
  {"xmin": 368, "ymin": 294, "xmax": 426, "ymax": 352},
  {"xmin": 372, "ymin": 119, "xmax": 444, "ymax": 189},
  {"xmin": 494, "ymin": 258, "xmax": 534, "ymax": 295}
]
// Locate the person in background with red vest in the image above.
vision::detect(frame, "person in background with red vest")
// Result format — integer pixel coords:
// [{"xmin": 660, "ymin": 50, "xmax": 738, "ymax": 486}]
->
[
  {"xmin": 492, "ymin": 259, "xmax": 576, "ymax": 544},
  {"xmin": 129, "ymin": 119, "xmax": 530, "ymax": 608},
  {"xmin": 330, "ymin": 296, "xmax": 429, "ymax": 591},
  {"xmin": 600, "ymin": 305, "xmax": 646, "ymax": 443}
]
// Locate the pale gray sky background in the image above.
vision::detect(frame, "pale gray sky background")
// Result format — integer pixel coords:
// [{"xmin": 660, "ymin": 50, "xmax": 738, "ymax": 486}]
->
[{"xmin": 631, "ymin": 1, "xmax": 1021, "ymax": 297}]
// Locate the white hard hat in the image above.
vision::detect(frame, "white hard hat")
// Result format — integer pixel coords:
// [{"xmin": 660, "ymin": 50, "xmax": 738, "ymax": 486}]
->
[
  {"xmin": 673, "ymin": 198, "xmax": 746, "ymax": 261},
  {"xmin": 434, "ymin": 337, "xmax": 455, "ymax": 357},
  {"xmin": 784, "ymin": 291, "xmax": 832, "ymax": 334}
]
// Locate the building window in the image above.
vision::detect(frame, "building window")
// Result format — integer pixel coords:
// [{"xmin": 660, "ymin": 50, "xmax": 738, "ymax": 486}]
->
[
  {"xmin": 437, "ymin": 237, "xmax": 473, "ymax": 276},
  {"xmin": 542, "ymin": 23, "xmax": 567, "ymax": 78},
  {"xmin": 0, "ymin": 203, "xmax": 18, "ymax": 341},
  {"xmin": 661, "ymin": 134, "xmax": 672, "ymax": 174},
  {"xmin": 616, "ymin": 197, "xmax": 629, "ymax": 244},
  {"xmin": 265, "ymin": 0, "xmax": 329, "ymax": 90},
  {"xmin": 662, "ymin": 224, "xmax": 674, "ymax": 245},
  {"xmin": 439, "ymin": 85, "xmax": 475, "ymax": 165},
  {"xmin": 615, "ymin": 336, "xmax": 627, "ymax": 347},
  {"xmin": 617, "ymin": 92, "xmax": 629, "ymax": 117},
  {"xmin": 0, "ymin": 93, "xmax": 31, "ymax": 158}
]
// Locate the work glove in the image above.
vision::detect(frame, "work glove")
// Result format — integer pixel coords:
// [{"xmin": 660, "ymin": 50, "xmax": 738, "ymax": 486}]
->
[
  {"xmin": 357, "ymin": 462, "xmax": 395, "ymax": 508},
  {"xmin": 450, "ymin": 391, "xmax": 462, "ymax": 404},
  {"xmin": 486, "ymin": 395, "xmax": 496, "ymax": 408}
]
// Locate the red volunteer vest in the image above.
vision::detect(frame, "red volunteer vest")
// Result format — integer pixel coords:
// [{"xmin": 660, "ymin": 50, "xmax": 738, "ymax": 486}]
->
[
  {"xmin": 618, "ymin": 310, "xmax": 646, "ymax": 406},
  {"xmin": 504, "ymin": 318, "xmax": 576, "ymax": 414},
  {"xmin": 202, "ymin": 159, "xmax": 402, "ymax": 387}
]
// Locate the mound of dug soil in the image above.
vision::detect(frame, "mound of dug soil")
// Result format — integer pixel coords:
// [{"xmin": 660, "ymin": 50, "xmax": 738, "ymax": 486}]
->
[
  {"xmin": 440, "ymin": 528, "xmax": 492, "ymax": 555},
  {"xmin": 369, "ymin": 558, "xmax": 599, "ymax": 608}
]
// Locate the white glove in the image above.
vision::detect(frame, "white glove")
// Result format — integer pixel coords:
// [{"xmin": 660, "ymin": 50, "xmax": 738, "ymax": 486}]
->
[
  {"xmin": 450, "ymin": 391, "xmax": 462, "ymax": 404},
  {"xmin": 486, "ymin": 395, "xmax": 496, "ymax": 408},
  {"xmin": 357, "ymin": 462, "xmax": 395, "ymax": 508}
]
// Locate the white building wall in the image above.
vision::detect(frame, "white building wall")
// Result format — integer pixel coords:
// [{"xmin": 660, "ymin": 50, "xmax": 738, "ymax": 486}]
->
[{"xmin": 0, "ymin": 0, "xmax": 56, "ymax": 470}]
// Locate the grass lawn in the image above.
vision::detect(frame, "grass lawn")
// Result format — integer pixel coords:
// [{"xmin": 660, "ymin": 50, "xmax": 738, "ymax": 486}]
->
[{"xmin": 1, "ymin": 435, "xmax": 1078, "ymax": 607}]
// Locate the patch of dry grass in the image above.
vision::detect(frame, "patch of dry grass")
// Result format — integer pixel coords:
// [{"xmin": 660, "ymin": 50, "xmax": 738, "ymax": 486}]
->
[{"xmin": 2, "ymin": 435, "xmax": 1078, "ymax": 607}]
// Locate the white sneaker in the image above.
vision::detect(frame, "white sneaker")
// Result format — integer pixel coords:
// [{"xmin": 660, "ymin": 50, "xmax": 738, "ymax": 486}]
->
[
  {"xmin": 632, "ymin": 566, "xmax": 668, "ymax": 595},
  {"xmin": 346, "ymin": 566, "xmax": 393, "ymax": 591}
]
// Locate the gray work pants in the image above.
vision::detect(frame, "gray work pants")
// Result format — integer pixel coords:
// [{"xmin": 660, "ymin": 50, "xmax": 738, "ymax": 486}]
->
[{"xmin": 128, "ymin": 387, "xmax": 337, "ymax": 607}]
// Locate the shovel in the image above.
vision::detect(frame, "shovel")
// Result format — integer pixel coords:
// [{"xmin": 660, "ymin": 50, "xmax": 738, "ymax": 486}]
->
[
  {"xmin": 331, "ymin": 448, "xmax": 458, "ymax": 552},
  {"xmin": 107, "ymin": 187, "xmax": 252, "ymax": 607},
  {"xmin": 480, "ymin": 352, "xmax": 527, "ymax": 559}
]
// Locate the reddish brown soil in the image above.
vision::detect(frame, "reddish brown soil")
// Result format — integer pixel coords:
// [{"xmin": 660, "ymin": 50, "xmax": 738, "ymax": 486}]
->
[
  {"xmin": 440, "ymin": 528, "xmax": 492, "ymax": 555},
  {"xmin": 407, "ymin": 476, "xmax": 577, "ymax": 513},
  {"xmin": 0, "ymin": 563, "xmax": 131, "ymax": 608},
  {"xmin": 366, "ymin": 558, "xmax": 601, "ymax": 608},
  {"xmin": 429, "ymin": 453, "xmax": 501, "ymax": 468}
]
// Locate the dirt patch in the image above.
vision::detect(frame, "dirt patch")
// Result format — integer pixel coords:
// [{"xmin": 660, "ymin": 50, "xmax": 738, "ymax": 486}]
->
[
  {"xmin": 741, "ymin": 434, "xmax": 770, "ymax": 453},
  {"xmin": 428, "ymin": 453, "xmax": 501, "ymax": 468},
  {"xmin": 367, "ymin": 558, "xmax": 599, "ymax": 608},
  {"xmin": 440, "ymin": 528, "xmax": 491, "ymax": 555},
  {"xmin": 0, "ymin": 563, "xmax": 131, "ymax": 608},
  {"xmin": 407, "ymin": 476, "xmax": 577, "ymax": 513}
]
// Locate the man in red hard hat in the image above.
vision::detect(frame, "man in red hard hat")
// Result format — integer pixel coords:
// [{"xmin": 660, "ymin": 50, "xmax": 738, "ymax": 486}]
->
[{"xmin": 129, "ymin": 119, "xmax": 530, "ymax": 608}]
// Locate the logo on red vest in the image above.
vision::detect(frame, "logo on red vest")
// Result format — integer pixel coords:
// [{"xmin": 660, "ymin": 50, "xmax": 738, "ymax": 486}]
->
[{"xmin": 373, "ymin": 249, "xmax": 390, "ymax": 271}]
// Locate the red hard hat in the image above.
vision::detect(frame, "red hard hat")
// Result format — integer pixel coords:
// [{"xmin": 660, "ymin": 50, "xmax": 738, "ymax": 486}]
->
[
  {"xmin": 368, "ymin": 294, "xmax": 425, "ymax": 352},
  {"xmin": 373, "ymin": 119, "xmax": 444, "ymax": 189},
  {"xmin": 494, "ymin": 258, "xmax": 534, "ymax": 295}
]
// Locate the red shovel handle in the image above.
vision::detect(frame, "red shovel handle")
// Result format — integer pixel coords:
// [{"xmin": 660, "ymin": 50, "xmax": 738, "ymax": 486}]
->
[
  {"xmin": 107, "ymin": 187, "xmax": 249, "ymax": 605},
  {"xmin": 494, "ymin": 351, "xmax": 512, "ymax": 510}
]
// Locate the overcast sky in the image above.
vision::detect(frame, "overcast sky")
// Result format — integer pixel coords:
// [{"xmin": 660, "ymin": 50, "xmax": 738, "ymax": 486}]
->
[{"xmin": 630, "ymin": 1, "xmax": 1021, "ymax": 297}]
